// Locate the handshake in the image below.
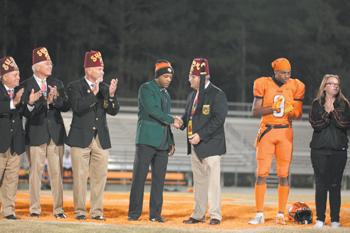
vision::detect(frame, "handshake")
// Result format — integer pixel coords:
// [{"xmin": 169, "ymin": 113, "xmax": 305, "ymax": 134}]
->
[{"xmin": 172, "ymin": 116, "xmax": 183, "ymax": 129}]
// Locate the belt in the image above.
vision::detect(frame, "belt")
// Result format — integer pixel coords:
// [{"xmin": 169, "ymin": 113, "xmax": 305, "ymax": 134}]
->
[
  {"xmin": 258, "ymin": 124, "xmax": 290, "ymax": 142},
  {"xmin": 265, "ymin": 124, "xmax": 291, "ymax": 129}
]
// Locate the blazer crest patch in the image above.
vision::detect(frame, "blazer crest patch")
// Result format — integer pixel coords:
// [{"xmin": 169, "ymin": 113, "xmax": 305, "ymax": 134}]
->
[
  {"xmin": 103, "ymin": 99, "xmax": 109, "ymax": 109},
  {"xmin": 202, "ymin": 105, "xmax": 210, "ymax": 115}
]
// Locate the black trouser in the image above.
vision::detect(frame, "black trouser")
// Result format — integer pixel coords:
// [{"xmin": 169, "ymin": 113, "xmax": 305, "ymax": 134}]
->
[
  {"xmin": 128, "ymin": 144, "xmax": 168, "ymax": 219},
  {"xmin": 311, "ymin": 149, "xmax": 347, "ymax": 222}
]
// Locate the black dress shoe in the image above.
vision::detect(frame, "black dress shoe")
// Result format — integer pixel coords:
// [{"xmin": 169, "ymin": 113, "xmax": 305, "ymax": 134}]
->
[
  {"xmin": 30, "ymin": 213, "xmax": 40, "ymax": 218},
  {"xmin": 183, "ymin": 217, "xmax": 204, "ymax": 224},
  {"xmin": 128, "ymin": 216, "xmax": 139, "ymax": 221},
  {"xmin": 149, "ymin": 216, "xmax": 165, "ymax": 223},
  {"xmin": 76, "ymin": 215, "xmax": 86, "ymax": 220},
  {"xmin": 5, "ymin": 215, "xmax": 17, "ymax": 220},
  {"xmin": 91, "ymin": 215, "xmax": 105, "ymax": 221},
  {"xmin": 209, "ymin": 218, "xmax": 221, "ymax": 225},
  {"xmin": 54, "ymin": 213, "xmax": 67, "ymax": 219}
]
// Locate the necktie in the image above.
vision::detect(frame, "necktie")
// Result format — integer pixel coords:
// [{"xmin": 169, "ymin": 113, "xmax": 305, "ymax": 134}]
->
[
  {"xmin": 90, "ymin": 83, "xmax": 96, "ymax": 89},
  {"xmin": 188, "ymin": 92, "xmax": 199, "ymax": 138},
  {"xmin": 191, "ymin": 92, "xmax": 199, "ymax": 116},
  {"xmin": 41, "ymin": 79, "xmax": 47, "ymax": 97},
  {"xmin": 7, "ymin": 89, "xmax": 14, "ymax": 99}
]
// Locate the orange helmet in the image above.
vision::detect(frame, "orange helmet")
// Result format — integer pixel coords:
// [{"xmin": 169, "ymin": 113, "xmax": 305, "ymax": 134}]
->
[{"xmin": 288, "ymin": 202, "xmax": 313, "ymax": 224}]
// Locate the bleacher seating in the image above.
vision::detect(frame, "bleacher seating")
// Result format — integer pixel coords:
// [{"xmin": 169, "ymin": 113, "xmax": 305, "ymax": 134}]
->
[
  {"xmin": 62, "ymin": 113, "xmax": 258, "ymax": 174},
  {"xmin": 57, "ymin": 110, "xmax": 350, "ymax": 187}
]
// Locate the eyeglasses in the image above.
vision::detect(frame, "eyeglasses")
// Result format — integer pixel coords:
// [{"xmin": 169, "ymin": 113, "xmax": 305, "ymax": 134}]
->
[{"xmin": 326, "ymin": 82, "xmax": 339, "ymax": 87}]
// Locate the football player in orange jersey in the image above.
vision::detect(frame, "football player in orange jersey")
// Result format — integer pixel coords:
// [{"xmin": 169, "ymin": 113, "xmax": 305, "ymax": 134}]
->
[{"xmin": 248, "ymin": 58, "xmax": 305, "ymax": 225}]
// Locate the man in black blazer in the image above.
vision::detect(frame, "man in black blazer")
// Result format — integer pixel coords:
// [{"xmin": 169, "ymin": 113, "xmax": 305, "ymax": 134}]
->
[
  {"xmin": 22, "ymin": 47, "xmax": 70, "ymax": 218},
  {"xmin": 0, "ymin": 56, "xmax": 26, "ymax": 220},
  {"xmin": 66, "ymin": 50, "xmax": 119, "ymax": 220},
  {"xmin": 180, "ymin": 58, "xmax": 228, "ymax": 225}
]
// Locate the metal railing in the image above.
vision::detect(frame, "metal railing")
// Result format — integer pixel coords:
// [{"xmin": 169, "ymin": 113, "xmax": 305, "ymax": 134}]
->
[{"xmin": 118, "ymin": 98, "xmax": 311, "ymax": 119}]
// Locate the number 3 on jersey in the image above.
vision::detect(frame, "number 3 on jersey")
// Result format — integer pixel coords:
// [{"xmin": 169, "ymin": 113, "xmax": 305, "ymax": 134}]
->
[{"xmin": 273, "ymin": 94, "xmax": 285, "ymax": 117}]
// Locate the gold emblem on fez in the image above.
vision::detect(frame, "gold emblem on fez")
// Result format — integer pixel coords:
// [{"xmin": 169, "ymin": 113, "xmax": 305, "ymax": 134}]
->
[
  {"xmin": 191, "ymin": 61, "xmax": 206, "ymax": 73},
  {"xmin": 202, "ymin": 105, "xmax": 210, "ymax": 115},
  {"xmin": 91, "ymin": 52, "xmax": 102, "ymax": 63},
  {"xmin": 2, "ymin": 58, "xmax": 16, "ymax": 70},
  {"xmin": 195, "ymin": 62, "xmax": 201, "ymax": 71},
  {"xmin": 37, "ymin": 48, "xmax": 50, "ymax": 60},
  {"xmin": 103, "ymin": 99, "xmax": 109, "ymax": 109},
  {"xmin": 189, "ymin": 61, "xmax": 197, "ymax": 74}
]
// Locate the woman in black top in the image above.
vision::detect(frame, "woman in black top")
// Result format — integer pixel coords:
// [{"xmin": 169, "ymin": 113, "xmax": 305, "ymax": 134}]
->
[{"xmin": 309, "ymin": 74, "xmax": 350, "ymax": 228}]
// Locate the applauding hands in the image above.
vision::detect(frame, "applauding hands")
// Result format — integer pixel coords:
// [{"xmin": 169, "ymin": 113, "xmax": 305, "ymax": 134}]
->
[
  {"xmin": 109, "ymin": 78, "xmax": 118, "ymax": 97},
  {"xmin": 28, "ymin": 88, "xmax": 42, "ymax": 105},
  {"xmin": 324, "ymin": 97, "xmax": 335, "ymax": 113},
  {"xmin": 13, "ymin": 88, "xmax": 24, "ymax": 106},
  {"xmin": 47, "ymin": 85, "xmax": 59, "ymax": 104}
]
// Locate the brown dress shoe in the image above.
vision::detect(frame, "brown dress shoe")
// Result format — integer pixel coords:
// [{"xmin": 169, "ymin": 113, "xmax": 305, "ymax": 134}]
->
[
  {"xmin": 209, "ymin": 218, "xmax": 221, "ymax": 225},
  {"xmin": 183, "ymin": 217, "xmax": 204, "ymax": 224}
]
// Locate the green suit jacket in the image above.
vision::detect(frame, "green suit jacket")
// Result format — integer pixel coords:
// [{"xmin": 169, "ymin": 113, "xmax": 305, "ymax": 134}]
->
[{"xmin": 135, "ymin": 79, "xmax": 174, "ymax": 148}]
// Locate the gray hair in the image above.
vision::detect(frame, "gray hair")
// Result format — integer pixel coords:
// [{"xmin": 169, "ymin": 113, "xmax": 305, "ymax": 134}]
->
[{"xmin": 32, "ymin": 64, "xmax": 39, "ymax": 73}]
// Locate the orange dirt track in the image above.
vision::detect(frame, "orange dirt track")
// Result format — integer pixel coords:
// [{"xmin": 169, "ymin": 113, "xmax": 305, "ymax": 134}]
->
[{"xmin": 12, "ymin": 190, "xmax": 350, "ymax": 230}]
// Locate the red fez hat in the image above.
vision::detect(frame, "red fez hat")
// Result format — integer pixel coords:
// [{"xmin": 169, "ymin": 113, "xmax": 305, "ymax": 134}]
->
[
  {"xmin": 189, "ymin": 58, "xmax": 210, "ymax": 76},
  {"xmin": 32, "ymin": 47, "xmax": 51, "ymax": 65},
  {"xmin": 155, "ymin": 59, "xmax": 174, "ymax": 78},
  {"xmin": 0, "ymin": 56, "xmax": 19, "ymax": 76},
  {"xmin": 84, "ymin": 50, "xmax": 104, "ymax": 68},
  {"xmin": 271, "ymin": 57, "xmax": 291, "ymax": 71}
]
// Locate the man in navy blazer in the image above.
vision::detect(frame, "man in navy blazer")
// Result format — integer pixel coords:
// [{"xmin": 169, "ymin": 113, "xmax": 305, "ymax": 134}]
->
[{"xmin": 181, "ymin": 58, "xmax": 228, "ymax": 225}]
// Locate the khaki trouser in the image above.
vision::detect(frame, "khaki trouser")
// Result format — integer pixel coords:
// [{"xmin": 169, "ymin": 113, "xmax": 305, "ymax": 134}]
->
[
  {"xmin": 191, "ymin": 149, "xmax": 222, "ymax": 221},
  {"xmin": 71, "ymin": 136, "xmax": 109, "ymax": 217},
  {"xmin": 0, "ymin": 149, "xmax": 20, "ymax": 217},
  {"xmin": 29, "ymin": 140, "xmax": 64, "ymax": 215}
]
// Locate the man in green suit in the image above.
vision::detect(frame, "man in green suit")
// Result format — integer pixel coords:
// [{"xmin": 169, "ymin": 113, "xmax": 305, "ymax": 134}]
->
[{"xmin": 128, "ymin": 60, "xmax": 182, "ymax": 222}]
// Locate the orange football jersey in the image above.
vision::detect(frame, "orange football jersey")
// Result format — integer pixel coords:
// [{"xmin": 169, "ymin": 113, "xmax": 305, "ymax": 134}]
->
[{"xmin": 253, "ymin": 77, "xmax": 305, "ymax": 126}]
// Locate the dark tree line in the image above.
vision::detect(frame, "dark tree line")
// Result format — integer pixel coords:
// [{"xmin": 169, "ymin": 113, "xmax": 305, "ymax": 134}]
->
[{"xmin": 1, "ymin": 0, "xmax": 350, "ymax": 104}]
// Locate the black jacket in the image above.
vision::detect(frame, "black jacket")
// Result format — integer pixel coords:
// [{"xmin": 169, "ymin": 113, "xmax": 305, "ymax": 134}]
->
[
  {"xmin": 0, "ymin": 83, "xmax": 26, "ymax": 155},
  {"xmin": 181, "ymin": 83, "xmax": 228, "ymax": 158},
  {"xmin": 22, "ymin": 76, "xmax": 70, "ymax": 146},
  {"xmin": 66, "ymin": 78, "xmax": 119, "ymax": 149},
  {"xmin": 309, "ymin": 98, "xmax": 350, "ymax": 151}
]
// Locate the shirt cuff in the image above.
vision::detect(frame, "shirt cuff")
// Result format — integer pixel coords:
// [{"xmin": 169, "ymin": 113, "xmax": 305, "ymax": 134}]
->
[{"xmin": 10, "ymin": 100, "xmax": 15, "ymax": 110}]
